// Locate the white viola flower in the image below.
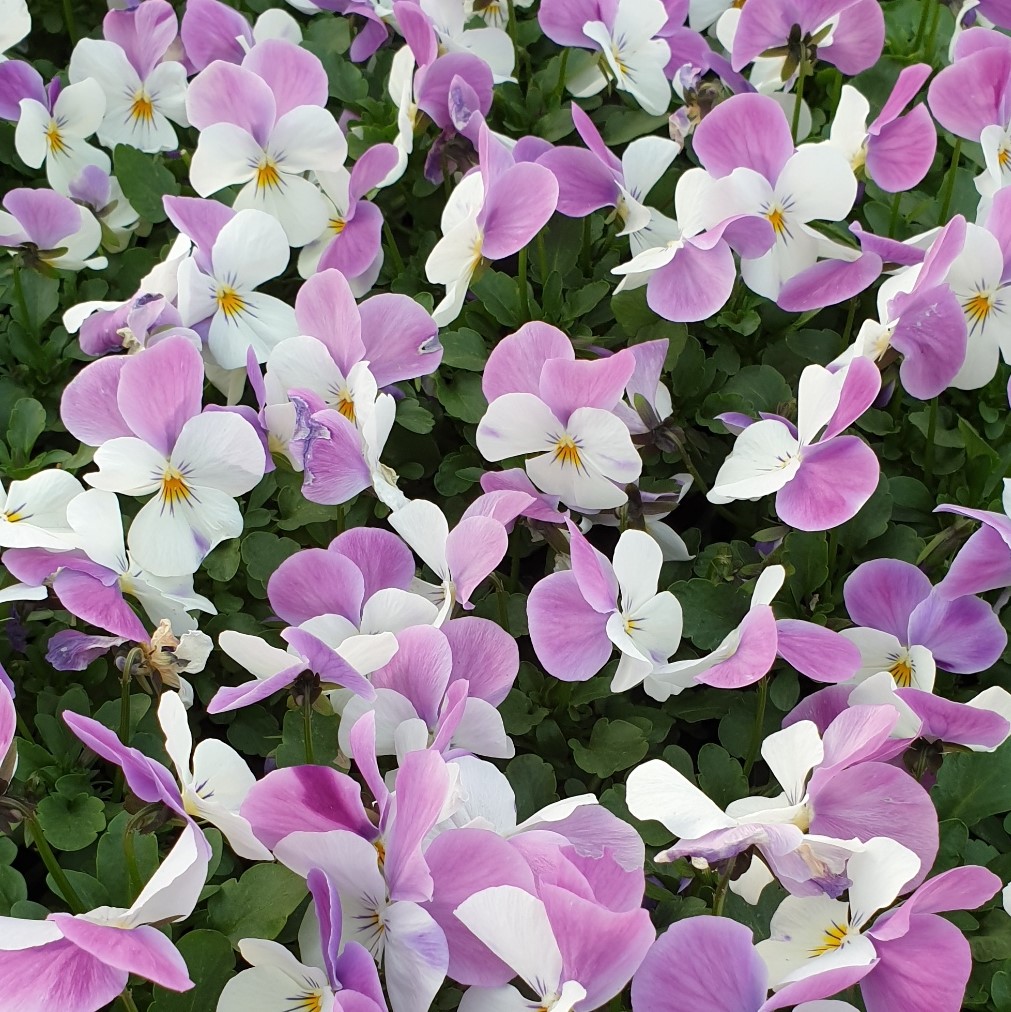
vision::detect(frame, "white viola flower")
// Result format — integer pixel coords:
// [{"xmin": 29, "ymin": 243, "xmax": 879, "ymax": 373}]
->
[
  {"xmin": 217, "ymin": 939, "xmax": 334, "ymax": 1012},
  {"xmin": 421, "ymin": 0, "xmax": 515, "ymax": 83},
  {"xmin": 157, "ymin": 692, "xmax": 272, "ymax": 861},
  {"xmin": 466, "ymin": 0, "xmax": 534, "ymax": 29},
  {"xmin": 176, "ymin": 208, "xmax": 298, "ymax": 369},
  {"xmin": 0, "ymin": 470, "xmax": 83, "ymax": 550},
  {"xmin": 0, "ymin": 0, "xmax": 29, "ymax": 59},
  {"xmin": 15, "ymin": 79, "xmax": 110, "ymax": 194}
]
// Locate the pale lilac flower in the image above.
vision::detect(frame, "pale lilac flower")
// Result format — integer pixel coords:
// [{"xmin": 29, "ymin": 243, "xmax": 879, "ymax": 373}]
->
[
  {"xmin": 0, "ymin": 187, "xmax": 105, "ymax": 270},
  {"xmin": 68, "ymin": 166, "xmax": 140, "ymax": 253},
  {"xmin": 180, "ymin": 0, "xmax": 302, "ymax": 72},
  {"xmin": 0, "ymin": 469, "xmax": 83, "ymax": 550}
]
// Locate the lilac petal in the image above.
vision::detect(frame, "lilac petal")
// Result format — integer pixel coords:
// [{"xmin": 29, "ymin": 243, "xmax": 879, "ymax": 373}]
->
[
  {"xmin": 539, "ymin": 349, "xmax": 635, "ymax": 422},
  {"xmin": 907, "ymin": 592, "xmax": 1007, "ymax": 673},
  {"xmin": 732, "ymin": 0, "xmax": 849, "ymax": 68},
  {"xmin": 631, "ymin": 916, "xmax": 766, "ymax": 1012},
  {"xmin": 240, "ymin": 765, "xmax": 374, "ymax": 849},
  {"xmin": 0, "ymin": 937, "xmax": 126, "ymax": 1012},
  {"xmin": 163, "ymin": 195, "xmax": 235, "ymax": 258},
  {"xmin": 294, "ymin": 269, "xmax": 365, "ymax": 377},
  {"xmin": 62, "ymin": 712, "xmax": 184, "ymax": 816},
  {"xmin": 544, "ymin": 884, "xmax": 655, "ymax": 1010},
  {"xmin": 775, "ymin": 437, "xmax": 879, "ymax": 532},
  {"xmin": 928, "ymin": 46, "xmax": 1011, "ymax": 141},
  {"xmin": 267, "ymin": 548, "xmax": 365, "ymax": 627},
  {"xmin": 696, "ymin": 605, "xmax": 778, "ymax": 688},
  {"xmin": 46, "ymin": 630, "xmax": 125, "ymax": 671},
  {"xmin": 808, "ymin": 762, "xmax": 939, "ymax": 889},
  {"xmin": 393, "ymin": 0, "xmax": 437, "ymax": 66},
  {"xmin": 897, "ymin": 688, "xmax": 1010, "ymax": 750},
  {"xmin": 871, "ymin": 64, "xmax": 933, "ymax": 132},
  {"xmin": 103, "ymin": 0, "xmax": 178, "ymax": 79},
  {"xmin": 372, "ymin": 625, "xmax": 451, "ymax": 726},
  {"xmin": 0, "ymin": 59, "xmax": 45, "ymax": 120},
  {"xmin": 60, "ymin": 357, "xmax": 132, "ymax": 447},
  {"xmin": 954, "ymin": 23, "xmax": 1011, "ymax": 59},
  {"xmin": 319, "ymin": 202, "xmax": 384, "ymax": 281},
  {"xmin": 442, "ymin": 617, "xmax": 518, "ymax": 706},
  {"xmin": 867, "ymin": 106, "xmax": 937, "ymax": 193},
  {"xmin": 424, "ymin": 829, "xmax": 536, "ymax": 986},
  {"xmin": 983, "ymin": 188, "xmax": 1011, "ymax": 278},
  {"xmin": 860, "ymin": 915, "xmax": 970, "ymax": 1012},
  {"xmin": 783, "ymin": 684, "xmax": 856, "ymax": 734},
  {"xmin": 242, "ymin": 38, "xmax": 328, "ymax": 118},
  {"xmin": 116, "ymin": 336, "xmax": 204, "ymax": 457},
  {"xmin": 850, "ymin": 222, "xmax": 924, "ymax": 267},
  {"xmin": 283, "ymin": 627, "xmax": 376, "ymax": 699},
  {"xmin": 890, "ymin": 285, "xmax": 967, "ymax": 400},
  {"xmin": 823, "ymin": 357, "xmax": 882, "ymax": 439},
  {"xmin": 479, "ymin": 163, "xmax": 558, "ymax": 261},
  {"xmin": 461, "ymin": 490, "xmax": 536, "ymax": 528},
  {"xmin": 843, "ymin": 558, "xmax": 932, "ymax": 640},
  {"xmin": 777, "ymin": 253, "xmax": 883, "ymax": 312},
  {"xmin": 538, "ymin": 0, "xmax": 618, "ymax": 47},
  {"xmin": 715, "ymin": 215, "xmax": 777, "ymax": 259},
  {"xmin": 357, "ymin": 292, "xmax": 442, "ymax": 387},
  {"xmin": 538, "ymin": 148, "xmax": 619, "ymax": 217},
  {"xmin": 330, "ymin": 528, "xmax": 415, "ymax": 598},
  {"xmin": 482, "ymin": 322, "xmax": 573, "ymax": 403},
  {"xmin": 50, "ymin": 917, "xmax": 192, "ymax": 992},
  {"xmin": 301, "ymin": 410, "xmax": 372, "ymax": 505},
  {"xmin": 939, "ymin": 525, "xmax": 1011, "ymax": 598},
  {"xmin": 53, "ymin": 570, "xmax": 148, "ymax": 642},
  {"xmin": 180, "ymin": 0, "xmax": 252, "ymax": 71},
  {"xmin": 692, "ymin": 92, "xmax": 794, "ymax": 182},
  {"xmin": 761, "ymin": 964, "xmax": 874, "ymax": 1011},
  {"xmin": 566, "ymin": 521, "xmax": 618, "ymax": 613},
  {"xmin": 936, "ymin": 505, "xmax": 1011, "ymax": 550},
  {"xmin": 822, "ymin": 0, "xmax": 884, "ymax": 74},
  {"xmin": 0, "ymin": 680, "xmax": 13, "ymax": 764},
  {"xmin": 416, "ymin": 52, "xmax": 493, "ymax": 129},
  {"xmin": 775, "ymin": 619, "xmax": 861, "ymax": 683},
  {"xmin": 446, "ymin": 516, "xmax": 508, "ymax": 607},
  {"xmin": 185, "ymin": 60, "xmax": 275, "ymax": 145},
  {"xmin": 4, "ymin": 188, "xmax": 81, "ymax": 249},
  {"xmin": 332, "ymin": 943, "xmax": 386, "ymax": 1010},
  {"xmin": 527, "ymin": 570, "xmax": 612, "ymax": 681},
  {"xmin": 815, "ymin": 703, "xmax": 901, "ymax": 773},
  {"xmin": 206, "ymin": 661, "xmax": 306, "ymax": 714},
  {"xmin": 480, "ymin": 468, "xmax": 567, "ymax": 524},
  {"xmin": 647, "ymin": 240, "xmax": 737, "ymax": 323},
  {"xmin": 625, "ymin": 339, "xmax": 668, "ymax": 409},
  {"xmin": 350, "ymin": 143, "xmax": 402, "ymax": 201},
  {"xmin": 306, "ymin": 867, "xmax": 343, "ymax": 984}
]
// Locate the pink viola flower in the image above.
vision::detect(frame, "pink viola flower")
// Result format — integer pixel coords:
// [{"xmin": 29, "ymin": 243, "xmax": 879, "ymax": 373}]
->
[
  {"xmin": 180, "ymin": 0, "xmax": 302, "ymax": 73},
  {"xmin": 67, "ymin": 0, "xmax": 188, "ymax": 153},
  {"xmin": 731, "ymin": 0, "xmax": 885, "ymax": 77},
  {"xmin": 691, "ymin": 93, "xmax": 858, "ymax": 302},
  {"xmin": 0, "ymin": 187, "xmax": 105, "ymax": 270},
  {"xmin": 709, "ymin": 358, "xmax": 881, "ymax": 532},
  {"xmin": 539, "ymin": 0, "xmax": 672, "ymax": 115},
  {"xmin": 757, "ymin": 848, "xmax": 1000, "ymax": 1012},
  {"xmin": 644, "ymin": 564, "xmax": 861, "ymax": 698},
  {"xmin": 838, "ymin": 558, "xmax": 1007, "ymax": 691},
  {"xmin": 0, "ymin": 820, "xmax": 208, "ymax": 1010},
  {"xmin": 424, "ymin": 125, "xmax": 558, "ymax": 325},
  {"xmin": 821, "ymin": 65, "xmax": 936, "ymax": 193},
  {"xmin": 527, "ymin": 522, "xmax": 683, "ymax": 689},
  {"xmin": 219, "ymin": 868, "xmax": 387, "ymax": 1012},
  {"xmin": 186, "ymin": 40, "xmax": 345, "ymax": 246},
  {"xmin": 476, "ymin": 323, "xmax": 642, "ymax": 511},
  {"xmin": 627, "ymin": 706, "xmax": 940, "ymax": 898},
  {"xmin": 61, "ymin": 335, "xmax": 266, "ymax": 577},
  {"xmin": 454, "ymin": 884, "xmax": 655, "ymax": 1011}
]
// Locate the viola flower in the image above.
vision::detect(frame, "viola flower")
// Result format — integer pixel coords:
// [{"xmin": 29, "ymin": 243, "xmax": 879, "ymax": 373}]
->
[
  {"xmin": 839, "ymin": 559, "xmax": 1007, "ymax": 691},
  {"xmin": 0, "ymin": 187, "xmax": 105, "ymax": 270},
  {"xmin": 709, "ymin": 358, "xmax": 881, "ymax": 532},
  {"xmin": 0, "ymin": 0, "xmax": 30, "ymax": 59},
  {"xmin": 14, "ymin": 77, "xmax": 110, "ymax": 194},
  {"xmin": 936, "ymin": 479, "xmax": 1011, "ymax": 599},
  {"xmin": 0, "ymin": 469, "xmax": 83, "ymax": 550},
  {"xmin": 186, "ymin": 41, "xmax": 345, "ymax": 246},
  {"xmin": 180, "ymin": 0, "xmax": 302, "ymax": 72},
  {"xmin": 454, "ymin": 884, "xmax": 655, "ymax": 1011},
  {"xmin": 468, "ymin": 0, "xmax": 534, "ymax": 30},
  {"xmin": 413, "ymin": 0, "xmax": 515, "ymax": 84},
  {"xmin": 175, "ymin": 207, "xmax": 298, "ymax": 369},
  {"xmin": 821, "ymin": 66, "xmax": 936, "ymax": 192},
  {"xmin": 425, "ymin": 126, "xmax": 558, "ymax": 325},
  {"xmin": 476, "ymin": 323, "xmax": 641, "ymax": 510},
  {"xmin": 68, "ymin": 165, "xmax": 140, "ymax": 254},
  {"xmin": 539, "ymin": 0, "xmax": 673, "ymax": 115},
  {"xmin": 63, "ymin": 335, "xmax": 266, "ymax": 576},
  {"xmin": 527, "ymin": 523, "xmax": 683, "ymax": 689},
  {"xmin": 692, "ymin": 94, "xmax": 858, "ymax": 301},
  {"xmin": 68, "ymin": 0, "xmax": 188, "ymax": 153}
]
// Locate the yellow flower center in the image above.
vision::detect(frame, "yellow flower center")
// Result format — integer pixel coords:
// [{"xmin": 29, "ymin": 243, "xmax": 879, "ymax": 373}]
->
[
  {"xmin": 292, "ymin": 993, "xmax": 325, "ymax": 1012},
  {"xmin": 889, "ymin": 656, "xmax": 913, "ymax": 688},
  {"xmin": 130, "ymin": 91, "xmax": 155, "ymax": 124},
  {"xmin": 552, "ymin": 434, "xmax": 583, "ymax": 469},
  {"xmin": 623, "ymin": 616, "xmax": 639, "ymax": 635},
  {"xmin": 329, "ymin": 217, "xmax": 347, "ymax": 234},
  {"xmin": 766, "ymin": 206, "xmax": 788, "ymax": 238},
  {"xmin": 964, "ymin": 291, "xmax": 995, "ymax": 332},
  {"xmin": 216, "ymin": 286, "xmax": 246, "ymax": 319},
  {"xmin": 336, "ymin": 394, "xmax": 356, "ymax": 422},
  {"xmin": 999, "ymin": 144, "xmax": 1011, "ymax": 171},
  {"xmin": 809, "ymin": 920, "xmax": 850, "ymax": 957},
  {"xmin": 255, "ymin": 159, "xmax": 282, "ymax": 192},
  {"xmin": 2, "ymin": 510, "xmax": 24, "ymax": 523},
  {"xmin": 374, "ymin": 839, "xmax": 386, "ymax": 867},
  {"xmin": 45, "ymin": 121, "xmax": 67, "ymax": 156},
  {"xmin": 161, "ymin": 469, "xmax": 193, "ymax": 510}
]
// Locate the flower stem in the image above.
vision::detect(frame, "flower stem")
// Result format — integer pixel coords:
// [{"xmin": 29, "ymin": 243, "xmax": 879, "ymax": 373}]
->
[
  {"xmin": 123, "ymin": 827, "xmax": 143, "ymax": 903},
  {"xmin": 711, "ymin": 861, "xmax": 735, "ymax": 916},
  {"xmin": 518, "ymin": 245, "xmax": 530, "ymax": 322},
  {"xmin": 924, "ymin": 395, "xmax": 939, "ymax": 483},
  {"xmin": 912, "ymin": 0, "xmax": 932, "ymax": 52},
  {"xmin": 742, "ymin": 676, "xmax": 769, "ymax": 780},
  {"xmin": 506, "ymin": 0, "xmax": 518, "ymax": 47},
  {"xmin": 118, "ymin": 990, "xmax": 141, "ymax": 1012},
  {"xmin": 924, "ymin": 1, "xmax": 942, "ymax": 60},
  {"xmin": 25, "ymin": 814, "xmax": 85, "ymax": 913},
  {"xmin": 938, "ymin": 139, "xmax": 962, "ymax": 224},
  {"xmin": 61, "ymin": 0, "xmax": 79, "ymax": 45},
  {"xmin": 383, "ymin": 221, "xmax": 406, "ymax": 276},
  {"xmin": 553, "ymin": 47, "xmax": 570, "ymax": 103},
  {"xmin": 887, "ymin": 192, "xmax": 902, "ymax": 238},
  {"xmin": 790, "ymin": 66, "xmax": 807, "ymax": 145},
  {"xmin": 303, "ymin": 694, "xmax": 316, "ymax": 765}
]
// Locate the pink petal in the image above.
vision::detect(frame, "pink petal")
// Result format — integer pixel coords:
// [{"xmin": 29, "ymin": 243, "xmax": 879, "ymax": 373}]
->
[
  {"xmin": 539, "ymin": 348, "xmax": 636, "ymax": 422},
  {"xmin": 692, "ymin": 93, "xmax": 793, "ymax": 182},
  {"xmin": 527, "ymin": 570, "xmax": 612, "ymax": 681},
  {"xmin": 294, "ymin": 269, "xmax": 365, "ymax": 377},
  {"xmin": 482, "ymin": 321, "xmax": 574, "ymax": 403},
  {"xmin": 479, "ymin": 162, "xmax": 559, "ymax": 261},
  {"xmin": 697, "ymin": 604, "xmax": 778, "ymax": 688},
  {"xmin": 60, "ymin": 357, "xmax": 132, "ymax": 447}
]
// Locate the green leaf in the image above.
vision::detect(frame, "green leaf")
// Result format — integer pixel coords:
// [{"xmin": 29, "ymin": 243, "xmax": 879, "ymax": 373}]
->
[
  {"xmin": 570, "ymin": 718, "xmax": 649, "ymax": 778},
  {"xmin": 0, "ymin": 864, "xmax": 27, "ymax": 915},
  {"xmin": 670, "ymin": 579, "xmax": 749, "ymax": 651},
  {"xmin": 36, "ymin": 792, "xmax": 106, "ymax": 851},
  {"xmin": 275, "ymin": 707, "xmax": 340, "ymax": 768},
  {"xmin": 240, "ymin": 532, "xmax": 301, "ymax": 584},
  {"xmin": 434, "ymin": 372, "xmax": 487, "ymax": 423},
  {"xmin": 933, "ymin": 738, "xmax": 1011, "ymax": 826},
  {"xmin": 113, "ymin": 145, "xmax": 179, "ymax": 223},
  {"xmin": 6, "ymin": 397, "xmax": 45, "ymax": 458},
  {"xmin": 697, "ymin": 743, "xmax": 749, "ymax": 808},
  {"xmin": 505, "ymin": 754, "xmax": 557, "ymax": 822},
  {"xmin": 12, "ymin": 269, "xmax": 59, "ymax": 340},
  {"xmin": 396, "ymin": 398, "xmax": 436, "ymax": 434},
  {"xmin": 151, "ymin": 931, "xmax": 236, "ymax": 1012},
  {"xmin": 97, "ymin": 811, "xmax": 160, "ymax": 908},
  {"xmin": 499, "ymin": 689, "xmax": 549, "ymax": 736},
  {"xmin": 472, "ymin": 270, "xmax": 522, "ymax": 327},
  {"xmin": 207, "ymin": 864, "xmax": 307, "ymax": 946},
  {"xmin": 440, "ymin": 329, "xmax": 488, "ymax": 371},
  {"xmin": 783, "ymin": 531, "xmax": 828, "ymax": 603},
  {"xmin": 202, "ymin": 539, "xmax": 242, "ymax": 583}
]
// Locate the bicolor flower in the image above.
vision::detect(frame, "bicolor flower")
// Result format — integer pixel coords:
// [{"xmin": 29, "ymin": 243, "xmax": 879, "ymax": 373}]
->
[
  {"xmin": 14, "ymin": 77, "xmax": 110, "ymax": 194},
  {"xmin": 68, "ymin": 165, "xmax": 140, "ymax": 254},
  {"xmin": 476, "ymin": 323, "xmax": 642, "ymax": 510},
  {"xmin": 413, "ymin": 0, "xmax": 515, "ymax": 84},
  {"xmin": 709, "ymin": 358, "xmax": 881, "ymax": 532},
  {"xmin": 0, "ymin": 187, "xmax": 105, "ymax": 270},
  {"xmin": 180, "ymin": 0, "xmax": 302, "ymax": 72},
  {"xmin": 64, "ymin": 335, "xmax": 266, "ymax": 576},
  {"xmin": 527, "ymin": 523, "xmax": 683, "ymax": 689},
  {"xmin": 68, "ymin": 0, "xmax": 189, "ymax": 153},
  {"xmin": 187, "ymin": 41, "xmax": 345, "ymax": 246},
  {"xmin": 0, "ymin": 469, "xmax": 83, "ymax": 550}
]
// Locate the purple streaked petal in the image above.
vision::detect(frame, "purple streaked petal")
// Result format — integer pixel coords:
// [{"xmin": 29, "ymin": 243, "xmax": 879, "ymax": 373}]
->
[
  {"xmin": 442, "ymin": 617, "xmax": 518, "ymax": 706},
  {"xmin": 823, "ymin": 357, "xmax": 882, "ymax": 439},
  {"xmin": 907, "ymin": 591, "xmax": 1007, "ymax": 673},
  {"xmin": 775, "ymin": 619, "xmax": 861, "ymax": 683},
  {"xmin": 206, "ymin": 661, "xmax": 306, "ymax": 714},
  {"xmin": 103, "ymin": 0, "xmax": 178, "ymax": 79},
  {"xmin": 537, "ymin": 147, "xmax": 619, "ymax": 217},
  {"xmin": 527, "ymin": 570, "xmax": 612, "ymax": 681},
  {"xmin": 482, "ymin": 322, "xmax": 573, "ymax": 403},
  {"xmin": 372, "ymin": 625, "xmax": 451, "ymax": 726},
  {"xmin": 692, "ymin": 93, "xmax": 794, "ymax": 183},
  {"xmin": 565, "ymin": 521, "xmax": 618, "ymax": 613},
  {"xmin": 267, "ymin": 548, "xmax": 365, "ymax": 626},
  {"xmin": 180, "ymin": 0, "xmax": 252, "ymax": 71},
  {"xmin": 393, "ymin": 0, "xmax": 438, "ymax": 67},
  {"xmin": 53, "ymin": 570, "xmax": 147, "ymax": 642},
  {"xmin": 866, "ymin": 105, "xmax": 937, "ymax": 193},
  {"xmin": 357, "ymin": 291, "xmax": 442, "ymax": 387},
  {"xmin": 318, "ymin": 201, "xmax": 384, "ymax": 280},
  {"xmin": 822, "ymin": 0, "xmax": 885, "ymax": 74},
  {"xmin": 539, "ymin": 348, "xmax": 635, "ymax": 422},
  {"xmin": 760, "ymin": 964, "xmax": 874, "ymax": 1011},
  {"xmin": 897, "ymin": 687, "xmax": 1010, "ymax": 750},
  {"xmin": 646, "ymin": 240, "xmax": 737, "ymax": 323},
  {"xmin": 844, "ymin": 558, "xmax": 930, "ymax": 640},
  {"xmin": 4, "ymin": 188, "xmax": 82, "ymax": 249},
  {"xmin": 283, "ymin": 627, "xmax": 376, "ymax": 699},
  {"xmin": 242, "ymin": 38, "xmax": 329, "ymax": 118},
  {"xmin": 60, "ymin": 357, "xmax": 132, "ymax": 447},
  {"xmin": 479, "ymin": 163, "xmax": 559, "ymax": 261},
  {"xmin": 416, "ymin": 52, "xmax": 493, "ymax": 129},
  {"xmin": 306, "ymin": 867, "xmax": 343, "ymax": 984},
  {"xmin": 850, "ymin": 222, "xmax": 925, "ymax": 267},
  {"xmin": 0, "ymin": 59, "xmax": 45, "ymax": 121},
  {"xmin": 871, "ymin": 64, "xmax": 932, "ymax": 132},
  {"xmin": 927, "ymin": 46, "xmax": 1011, "ymax": 141},
  {"xmin": 890, "ymin": 285, "xmax": 967, "ymax": 400},
  {"xmin": 445, "ymin": 516, "xmax": 508, "ymax": 607},
  {"xmin": 696, "ymin": 604, "xmax": 778, "ymax": 688},
  {"xmin": 538, "ymin": 0, "xmax": 618, "ymax": 47},
  {"xmin": 938, "ymin": 525, "xmax": 1011, "ymax": 598},
  {"xmin": 777, "ymin": 253, "xmax": 883, "ymax": 312},
  {"xmin": 330, "ymin": 527, "xmax": 416, "ymax": 598},
  {"xmin": 294, "ymin": 268, "xmax": 365, "ymax": 376},
  {"xmin": 300, "ymin": 410, "xmax": 372, "ymax": 506}
]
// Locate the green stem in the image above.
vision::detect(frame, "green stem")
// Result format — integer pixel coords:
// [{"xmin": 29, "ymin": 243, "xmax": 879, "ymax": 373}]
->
[
  {"xmin": 25, "ymin": 815, "xmax": 85, "ymax": 913},
  {"xmin": 669, "ymin": 431, "xmax": 708, "ymax": 496},
  {"xmin": 840, "ymin": 296, "xmax": 859, "ymax": 346},
  {"xmin": 517, "ymin": 245, "xmax": 530, "ymax": 322},
  {"xmin": 382, "ymin": 221, "xmax": 406, "ymax": 276},
  {"xmin": 912, "ymin": 0, "xmax": 933, "ymax": 52},
  {"xmin": 924, "ymin": 395, "xmax": 939, "ymax": 483},
  {"xmin": 536, "ymin": 232, "xmax": 548, "ymax": 285},
  {"xmin": 887, "ymin": 192, "xmax": 902, "ymax": 238},
  {"xmin": 118, "ymin": 990, "xmax": 141, "ymax": 1012},
  {"xmin": 553, "ymin": 47, "xmax": 570, "ymax": 103},
  {"xmin": 15, "ymin": 711, "xmax": 35, "ymax": 745},
  {"xmin": 579, "ymin": 215, "xmax": 592, "ymax": 274},
  {"xmin": 790, "ymin": 66, "xmax": 807, "ymax": 145},
  {"xmin": 495, "ymin": 581, "xmax": 510, "ymax": 633},
  {"xmin": 938, "ymin": 139, "xmax": 962, "ymax": 224},
  {"xmin": 123, "ymin": 828, "xmax": 143, "ymax": 902},
  {"xmin": 506, "ymin": 0, "xmax": 518, "ymax": 48},
  {"xmin": 11, "ymin": 265, "xmax": 46, "ymax": 373},
  {"xmin": 303, "ymin": 694, "xmax": 316, "ymax": 765},
  {"xmin": 61, "ymin": 0, "xmax": 79, "ymax": 45},
  {"xmin": 742, "ymin": 677, "xmax": 769, "ymax": 780},
  {"xmin": 924, "ymin": 1, "xmax": 942, "ymax": 60},
  {"xmin": 711, "ymin": 862, "xmax": 735, "ymax": 917}
]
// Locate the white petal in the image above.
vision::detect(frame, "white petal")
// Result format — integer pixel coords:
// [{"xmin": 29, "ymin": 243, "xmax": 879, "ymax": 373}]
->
[
  {"xmin": 708, "ymin": 420, "xmax": 800, "ymax": 503},
  {"xmin": 845, "ymin": 837, "xmax": 921, "ymax": 931},
  {"xmin": 208, "ymin": 291, "xmax": 299, "ymax": 370},
  {"xmin": 219, "ymin": 631, "xmax": 295, "ymax": 680},
  {"xmin": 476, "ymin": 393, "xmax": 559, "ymax": 461},
  {"xmin": 212, "ymin": 209, "xmax": 290, "ymax": 291},
  {"xmin": 776, "ymin": 146, "xmax": 857, "ymax": 224},
  {"xmin": 625, "ymin": 759, "xmax": 736, "ymax": 837},
  {"xmin": 67, "ymin": 488, "xmax": 127, "ymax": 573},
  {"xmin": 612, "ymin": 529, "xmax": 663, "ymax": 613},
  {"xmin": 158, "ymin": 688, "xmax": 194, "ymax": 786},
  {"xmin": 796, "ymin": 363, "xmax": 846, "ymax": 446},
  {"xmin": 761, "ymin": 721, "xmax": 823, "ymax": 805},
  {"xmin": 189, "ymin": 123, "xmax": 259, "ymax": 197},
  {"xmin": 388, "ymin": 500, "xmax": 449, "ymax": 579},
  {"xmin": 172, "ymin": 412, "xmax": 265, "ymax": 497}
]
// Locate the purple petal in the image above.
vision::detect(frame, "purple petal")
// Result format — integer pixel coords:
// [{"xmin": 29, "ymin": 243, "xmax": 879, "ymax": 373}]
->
[
  {"xmin": 53, "ymin": 570, "xmax": 148, "ymax": 642},
  {"xmin": 60, "ymin": 357, "xmax": 132, "ymax": 447},
  {"xmin": 823, "ymin": 357, "xmax": 882, "ymax": 439},
  {"xmin": 373, "ymin": 626, "xmax": 452, "ymax": 726},
  {"xmin": 46, "ymin": 630, "xmax": 125, "ymax": 672},
  {"xmin": 696, "ymin": 605, "xmax": 778, "ymax": 688},
  {"xmin": 103, "ymin": 0, "xmax": 179, "ymax": 79},
  {"xmin": 537, "ymin": 147, "xmax": 619, "ymax": 217},
  {"xmin": 479, "ymin": 163, "xmax": 558, "ymax": 261},
  {"xmin": 908, "ymin": 591, "xmax": 1007, "ymax": 673},
  {"xmin": 393, "ymin": 0, "xmax": 438, "ymax": 68},
  {"xmin": 206, "ymin": 662, "xmax": 306, "ymax": 714},
  {"xmin": 185, "ymin": 60, "xmax": 275, "ymax": 145},
  {"xmin": 777, "ymin": 253, "xmax": 883, "ymax": 312},
  {"xmin": 442, "ymin": 617, "xmax": 518, "ymax": 706},
  {"xmin": 898, "ymin": 687, "xmax": 1010, "ymax": 750},
  {"xmin": 283, "ymin": 627, "xmax": 376, "ymax": 699},
  {"xmin": 180, "ymin": 0, "xmax": 252, "ymax": 72},
  {"xmin": 301, "ymin": 410, "xmax": 372, "ymax": 506},
  {"xmin": 692, "ymin": 92, "xmax": 793, "ymax": 182},
  {"xmin": 761, "ymin": 964, "xmax": 874, "ymax": 1010},
  {"xmin": 330, "ymin": 527, "xmax": 416, "ymax": 598},
  {"xmin": 242, "ymin": 38, "xmax": 328, "ymax": 118},
  {"xmin": 927, "ymin": 46, "xmax": 1011, "ymax": 141},
  {"xmin": 416, "ymin": 52, "xmax": 493, "ymax": 129},
  {"xmin": 482, "ymin": 322, "xmax": 573, "ymax": 403},
  {"xmin": 539, "ymin": 349, "xmax": 635, "ymax": 422},
  {"xmin": 871, "ymin": 64, "xmax": 933, "ymax": 132},
  {"xmin": 527, "ymin": 570, "xmax": 612, "ymax": 681},
  {"xmin": 267, "ymin": 548, "xmax": 365, "ymax": 626},
  {"xmin": 844, "ymin": 558, "xmax": 931, "ymax": 639},
  {"xmin": 822, "ymin": 0, "xmax": 884, "ymax": 74},
  {"xmin": 939, "ymin": 525, "xmax": 1011, "ymax": 598},
  {"xmin": 357, "ymin": 291, "xmax": 442, "ymax": 387},
  {"xmin": 294, "ymin": 269, "xmax": 365, "ymax": 376},
  {"xmin": 318, "ymin": 202, "xmax": 384, "ymax": 281},
  {"xmin": 566, "ymin": 521, "xmax": 619, "ymax": 613},
  {"xmin": 867, "ymin": 105, "xmax": 937, "ymax": 193},
  {"xmin": 350, "ymin": 143, "xmax": 401, "ymax": 201},
  {"xmin": 647, "ymin": 241, "xmax": 737, "ymax": 323},
  {"xmin": 306, "ymin": 868, "xmax": 343, "ymax": 984},
  {"xmin": 445, "ymin": 516, "xmax": 508, "ymax": 607},
  {"xmin": 0, "ymin": 60, "xmax": 45, "ymax": 121},
  {"xmin": 4, "ymin": 188, "xmax": 82, "ymax": 250},
  {"xmin": 890, "ymin": 285, "xmax": 967, "ymax": 400},
  {"xmin": 163, "ymin": 195, "xmax": 236, "ymax": 259},
  {"xmin": 775, "ymin": 619, "xmax": 861, "ymax": 683}
]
